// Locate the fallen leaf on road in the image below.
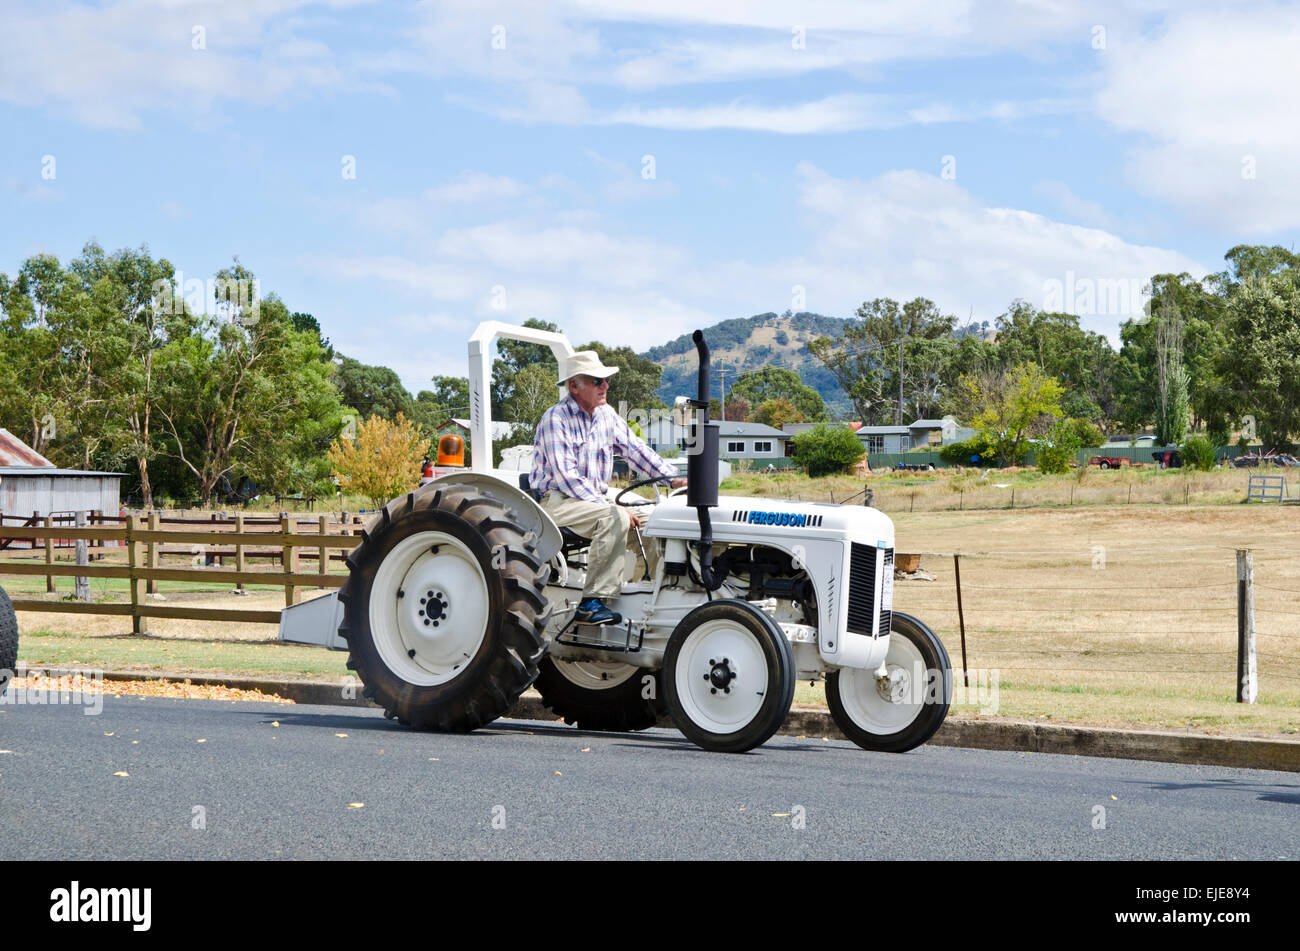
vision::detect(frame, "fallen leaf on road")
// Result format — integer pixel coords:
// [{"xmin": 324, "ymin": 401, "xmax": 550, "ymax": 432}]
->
[
  {"xmin": 580, "ymin": 747, "xmax": 590, "ymax": 753},
  {"xmin": 271, "ymin": 721, "xmax": 280, "ymax": 727},
  {"xmin": 196, "ymin": 739, "xmax": 206, "ymax": 743},
  {"xmin": 1111, "ymin": 795, "xmax": 1117, "ymax": 800},
  {"xmin": 554, "ymin": 770, "xmax": 562, "ymax": 776},
  {"xmin": 113, "ymin": 771, "xmax": 129, "ymax": 777},
  {"xmin": 348, "ymin": 802, "xmax": 364, "ymax": 809},
  {"xmin": 772, "ymin": 813, "xmax": 790, "ymax": 817},
  {"xmin": 428, "ymin": 757, "xmax": 439, "ymax": 761},
  {"xmin": 335, "ymin": 733, "xmax": 348, "ymax": 738},
  {"xmin": 104, "ymin": 732, "xmax": 114, "ymax": 736}
]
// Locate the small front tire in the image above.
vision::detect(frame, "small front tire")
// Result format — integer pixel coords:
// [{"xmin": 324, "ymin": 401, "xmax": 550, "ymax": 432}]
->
[
  {"xmin": 826, "ymin": 612, "xmax": 951, "ymax": 753},
  {"xmin": 664, "ymin": 599, "xmax": 795, "ymax": 753}
]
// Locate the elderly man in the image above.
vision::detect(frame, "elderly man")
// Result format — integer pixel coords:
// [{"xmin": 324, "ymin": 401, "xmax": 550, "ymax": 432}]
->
[{"xmin": 531, "ymin": 350, "xmax": 685, "ymax": 625}]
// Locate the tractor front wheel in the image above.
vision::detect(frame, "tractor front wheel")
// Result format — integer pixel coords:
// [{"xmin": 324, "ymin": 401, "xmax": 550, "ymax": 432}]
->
[
  {"xmin": 338, "ymin": 485, "xmax": 549, "ymax": 731},
  {"xmin": 826, "ymin": 612, "xmax": 951, "ymax": 753},
  {"xmin": 664, "ymin": 600, "xmax": 795, "ymax": 753}
]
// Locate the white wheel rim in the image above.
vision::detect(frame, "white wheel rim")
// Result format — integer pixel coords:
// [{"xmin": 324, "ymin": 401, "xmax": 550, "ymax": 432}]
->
[
  {"xmin": 551, "ymin": 659, "xmax": 638, "ymax": 690},
  {"xmin": 368, "ymin": 531, "xmax": 490, "ymax": 686},
  {"xmin": 673, "ymin": 619, "xmax": 769, "ymax": 735},
  {"xmin": 837, "ymin": 630, "xmax": 928, "ymax": 734}
]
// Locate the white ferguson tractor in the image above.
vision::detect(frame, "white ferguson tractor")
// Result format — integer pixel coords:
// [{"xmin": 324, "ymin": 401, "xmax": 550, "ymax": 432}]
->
[{"xmin": 281, "ymin": 322, "xmax": 953, "ymax": 754}]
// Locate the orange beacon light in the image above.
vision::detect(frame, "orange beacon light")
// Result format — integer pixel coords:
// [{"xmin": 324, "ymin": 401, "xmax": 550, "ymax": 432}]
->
[{"xmin": 436, "ymin": 433, "xmax": 465, "ymax": 468}]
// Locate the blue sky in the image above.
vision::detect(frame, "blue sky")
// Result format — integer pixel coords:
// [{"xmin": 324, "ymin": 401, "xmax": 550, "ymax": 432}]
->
[{"xmin": 3, "ymin": 1, "xmax": 1298, "ymax": 395}]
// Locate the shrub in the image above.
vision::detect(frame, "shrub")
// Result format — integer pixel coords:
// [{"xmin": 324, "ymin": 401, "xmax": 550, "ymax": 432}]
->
[
  {"xmin": 939, "ymin": 434, "xmax": 995, "ymax": 466},
  {"xmin": 1181, "ymin": 435, "xmax": 1216, "ymax": 471},
  {"xmin": 1065, "ymin": 418, "xmax": 1104, "ymax": 449},
  {"xmin": 1036, "ymin": 418, "xmax": 1082, "ymax": 475},
  {"xmin": 328, "ymin": 412, "xmax": 431, "ymax": 509},
  {"xmin": 790, "ymin": 423, "xmax": 865, "ymax": 477}
]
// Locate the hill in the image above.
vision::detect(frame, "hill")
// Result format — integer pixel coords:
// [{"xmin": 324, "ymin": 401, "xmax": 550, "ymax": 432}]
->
[{"xmin": 642, "ymin": 312, "xmax": 853, "ymax": 417}]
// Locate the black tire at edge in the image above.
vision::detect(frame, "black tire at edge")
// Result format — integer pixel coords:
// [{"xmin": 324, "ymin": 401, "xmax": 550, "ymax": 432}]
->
[
  {"xmin": 338, "ymin": 485, "xmax": 549, "ymax": 732},
  {"xmin": 533, "ymin": 657, "xmax": 665, "ymax": 731},
  {"xmin": 0, "ymin": 585, "xmax": 16, "ymax": 696}
]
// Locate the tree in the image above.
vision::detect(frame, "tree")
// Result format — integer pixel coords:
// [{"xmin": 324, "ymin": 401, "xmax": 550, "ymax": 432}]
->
[
  {"xmin": 791, "ymin": 423, "xmax": 865, "ymax": 477},
  {"xmin": 333, "ymin": 356, "xmax": 414, "ymax": 421},
  {"xmin": 328, "ymin": 412, "xmax": 431, "ymax": 508},
  {"xmin": 1217, "ymin": 269, "xmax": 1300, "ymax": 448},
  {"xmin": 1153, "ymin": 299, "xmax": 1189, "ymax": 446},
  {"xmin": 809, "ymin": 297, "xmax": 956, "ymax": 424},
  {"xmin": 728, "ymin": 366, "xmax": 825, "ymax": 421},
  {"xmin": 503, "ymin": 362, "xmax": 558, "ymax": 443},
  {"xmin": 493, "ymin": 317, "xmax": 560, "ymax": 408},
  {"xmin": 155, "ymin": 290, "xmax": 342, "ymax": 504},
  {"xmin": 753, "ymin": 397, "xmax": 803, "ymax": 429},
  {"xmin": 956, "ymin": 363, "xmax": 1064, "ymax": 466}
]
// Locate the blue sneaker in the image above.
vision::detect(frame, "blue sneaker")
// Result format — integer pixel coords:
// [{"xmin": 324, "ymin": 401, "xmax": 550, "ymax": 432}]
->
[{"xmin": 575, "ymin": 598, "xmax": 622, "ymax": 626}]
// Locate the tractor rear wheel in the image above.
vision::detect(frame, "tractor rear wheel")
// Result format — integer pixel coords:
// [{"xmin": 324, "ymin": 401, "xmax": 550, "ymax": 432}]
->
[
  {"xmin": 338, "ymin": 485, "xmax": 549, "ymax": 731},
  {"xmin": 825, "ymin": 612, "xmax": 951, "ymax": 753},
  {"xmin": 664, "ymin": 599, "xmax": 795, "ymax": 753},
  {"xmin": 534, "ymin": 657, "xmax": 664, "ymax": 731},
  {"xmin": 0, "ymin": 585, "xmax": 17, "ymax": 696}
]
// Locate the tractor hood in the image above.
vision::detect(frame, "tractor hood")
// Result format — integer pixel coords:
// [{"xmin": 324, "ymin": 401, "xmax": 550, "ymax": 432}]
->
[{"xmin": 645, "ymin": 494, "xmax": 894, "ymax": 550}]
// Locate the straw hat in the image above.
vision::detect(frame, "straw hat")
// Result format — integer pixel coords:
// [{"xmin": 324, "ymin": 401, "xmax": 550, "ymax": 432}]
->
[{"xmin": 558, "ymin": 350, "xmax": 620, "ymax": 385}]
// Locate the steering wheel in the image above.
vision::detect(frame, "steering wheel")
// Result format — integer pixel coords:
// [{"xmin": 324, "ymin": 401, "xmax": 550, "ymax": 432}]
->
[{"xmin": 615, "ymin": 475, "xmax": 676, "ymax": 507}]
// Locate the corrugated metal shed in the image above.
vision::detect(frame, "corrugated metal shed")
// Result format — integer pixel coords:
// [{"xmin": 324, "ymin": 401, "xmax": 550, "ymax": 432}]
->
[{"xmin": 0, "ymin": 430, "xmax": 123, "ymax": 519}]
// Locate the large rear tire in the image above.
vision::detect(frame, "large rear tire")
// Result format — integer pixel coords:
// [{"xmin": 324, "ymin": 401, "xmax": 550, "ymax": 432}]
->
[
  {"xmin": 338, "ymin": 486, "xmax": 549, "ymax": 731},
  {"xmin": 664, "ymin": 599, "xmax": 795, "ymax": 753},
  {"xmin": 534, "ymin": 657, "xmax": 664, "ymax": 731},
  {"xmin": 0, "ymin": 585, "xmax": 16, "ymax": 696},
  {"xmin": 826, "ymin": 612, "xmax": 951, "ymax": 753}
]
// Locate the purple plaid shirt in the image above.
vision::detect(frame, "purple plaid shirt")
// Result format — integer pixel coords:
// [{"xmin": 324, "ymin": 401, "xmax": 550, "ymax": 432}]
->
[{"xmin": 531, "ymin": 395, "xmax": 677, "ymax": 503}]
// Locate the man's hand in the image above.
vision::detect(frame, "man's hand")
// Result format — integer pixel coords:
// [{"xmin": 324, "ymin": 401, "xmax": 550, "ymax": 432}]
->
[{"xmin": 670, "ymin": 477, "xmax": 687, "ymax": 489}]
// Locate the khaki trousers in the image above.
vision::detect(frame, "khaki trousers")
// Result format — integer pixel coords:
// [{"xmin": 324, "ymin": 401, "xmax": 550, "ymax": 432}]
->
[{"xmin": 541, "ymin": 491, "xmax": 644, "ymax": 600}]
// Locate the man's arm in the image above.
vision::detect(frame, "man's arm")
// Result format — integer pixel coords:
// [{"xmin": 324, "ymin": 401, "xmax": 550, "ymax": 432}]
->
[
  {"xmin": 536, "ymin": 408, "xmax": 607, "ymax": 503},
  {"xmin": 611, "ymin": 412, "xmax": 681, "ymax": 484}
]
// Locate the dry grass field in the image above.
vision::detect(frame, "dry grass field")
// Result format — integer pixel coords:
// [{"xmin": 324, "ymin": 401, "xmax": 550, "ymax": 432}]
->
[{"xmin": 8, "ymin": 466, "xmax": 1300, "ymax": 736}]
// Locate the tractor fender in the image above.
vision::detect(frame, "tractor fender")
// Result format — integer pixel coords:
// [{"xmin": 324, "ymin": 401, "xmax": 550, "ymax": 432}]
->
[{"xmin": 414, "ymin": 471, "xmax": 562, "ymax": 564}]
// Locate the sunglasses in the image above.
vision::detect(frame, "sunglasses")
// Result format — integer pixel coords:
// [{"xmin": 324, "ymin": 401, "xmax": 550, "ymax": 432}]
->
[{"xmin": 582, "ymin": 376, "xmax": 610, "ymax": 388}]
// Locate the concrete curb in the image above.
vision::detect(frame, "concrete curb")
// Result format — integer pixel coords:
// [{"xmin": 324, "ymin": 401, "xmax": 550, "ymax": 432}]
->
[{"xmin": 22, "ymin": 664, "xmax": 1300, "ymax": 773}]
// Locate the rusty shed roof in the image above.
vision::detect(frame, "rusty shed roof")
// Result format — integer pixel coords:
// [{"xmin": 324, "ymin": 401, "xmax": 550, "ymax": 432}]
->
[{"xmin": 0, "ymin": 428, "xmax": 55, "ymax": 467}]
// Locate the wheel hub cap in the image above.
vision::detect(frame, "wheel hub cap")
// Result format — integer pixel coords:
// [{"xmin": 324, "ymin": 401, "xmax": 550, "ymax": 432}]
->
[{"xmin": 708, "ymin": 658, "xmax": 736, "ymax": 690}]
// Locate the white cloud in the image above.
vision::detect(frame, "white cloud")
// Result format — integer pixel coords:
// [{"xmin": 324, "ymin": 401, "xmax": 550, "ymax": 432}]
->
[
  {"xmin": 1033, "ymin": 181, "xmax": 1118, "ymax": 231},
  {"xmin": 0, "ymin": 0, "xmax": 368, "ymax": 128},
  {"xmin": 1095, "ymin": 5, "xmax": 1300, "ymax": 232},
  {"xmin": 307, "ymin": 161, "xmax": 1205, "ymax": 399},
  {"xmin": 786, "ymin": 164, "xmax": 1204, "ymax": 341},
  {"xmin": 423, "ymin": 172, "xmax": 529, "ymax": 203}
]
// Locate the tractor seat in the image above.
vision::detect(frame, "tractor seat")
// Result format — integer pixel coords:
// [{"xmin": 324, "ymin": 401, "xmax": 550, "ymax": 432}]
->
[{"xmin": 517, "ymin": 474, "xmax": 591, "ymax": 553}]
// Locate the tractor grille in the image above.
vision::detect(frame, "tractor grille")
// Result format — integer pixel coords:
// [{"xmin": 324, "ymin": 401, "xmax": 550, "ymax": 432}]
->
[{"xmin": 847, "ymin": 543, "xmax": 888, "ymax": 637}]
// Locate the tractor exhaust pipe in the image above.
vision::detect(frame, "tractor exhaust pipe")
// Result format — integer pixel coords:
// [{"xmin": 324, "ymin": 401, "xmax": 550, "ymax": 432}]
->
[{"xmin": 687, "ymin": 330, "xmax": 725, "ymax": 591}]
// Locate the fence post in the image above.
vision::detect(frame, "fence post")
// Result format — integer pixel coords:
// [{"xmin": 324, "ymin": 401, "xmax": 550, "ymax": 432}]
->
[
  {"xmin": 74, "ymin": 510, "xmax": 90, "ymax": 601},
  {"xmin": 44, "ymin": 514, "xmax": 55, "ymax": 593},
  {"xmin": 147, "ymin": 511, "xmax": 159, "ymax": 594},
  {"xmin": 234, "ymin": 512, "xmax": 246, "ymax": 593},
  {"xmin": 318, "ymin": 515, "xmax": 329, "ymax": 580},
  {"xmin": 953, "ymin": 553, "xmax": 969, "ymax": 688},
  {"xmin": 126, "ymin": 514, "xmax": 146, "ymax": 635},
  {"xmin": 1236, "ymin": 549, "xmax": 1257, "ymax": 703},
  {"xmin": 282, "ymin": 515, "xmax": 299, "ymax": 606}
]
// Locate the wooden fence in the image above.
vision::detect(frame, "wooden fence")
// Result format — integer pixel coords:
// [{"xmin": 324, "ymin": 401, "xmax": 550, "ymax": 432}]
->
[{"xmin": 0, "ymin": 513, "xmax": 366, "ymax": 630}]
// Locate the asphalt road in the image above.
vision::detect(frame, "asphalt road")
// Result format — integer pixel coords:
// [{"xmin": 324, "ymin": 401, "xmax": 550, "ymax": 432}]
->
[{"xmin": 2, "ymin": 694, "xmax": 1297, "ymax": 860}]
